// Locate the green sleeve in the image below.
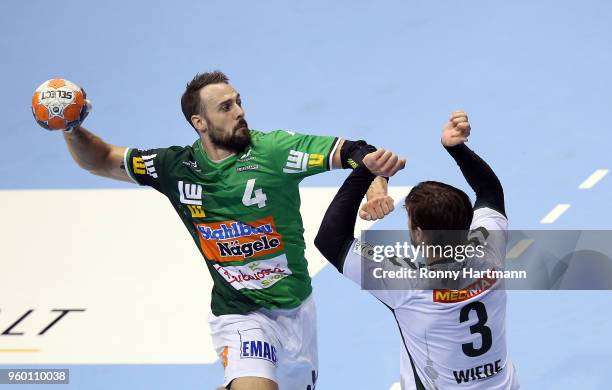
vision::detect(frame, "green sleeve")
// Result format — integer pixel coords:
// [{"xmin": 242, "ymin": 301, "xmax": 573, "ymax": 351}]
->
[
  {"xmin": 266, "ymin": 130, "xmax": 340, "ymax": 179},
  {"xmin": 124, "ymin": 147, "xmax": 168, "ymax": 193}
]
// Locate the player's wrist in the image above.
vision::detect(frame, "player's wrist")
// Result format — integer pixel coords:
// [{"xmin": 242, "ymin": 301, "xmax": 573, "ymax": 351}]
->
[
  {"xmin": 63, "ymin": 125, "xmax": 83, "ymax": 136},
  {"xmin": 340, "ymin": 140, "xmax": 377, "ymax": 169},
  {"xmin": 365, "ymin": 177, "xmax": 388, "ymax": 199}
]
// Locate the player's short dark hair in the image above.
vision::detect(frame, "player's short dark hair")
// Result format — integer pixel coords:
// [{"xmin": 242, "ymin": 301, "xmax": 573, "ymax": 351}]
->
[
  {"xmin": 404, "ymin": 181, "xmax": 473, "ymax": 245},
  {"xmin": 181, "ymin": 70, "xmax": 229, "ymax": 129}
]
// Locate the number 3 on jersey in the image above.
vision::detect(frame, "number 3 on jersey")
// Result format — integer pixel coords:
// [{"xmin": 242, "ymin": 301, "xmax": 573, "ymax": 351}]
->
[
  {"xmin": 242, "ymin": 178, "xmax": 267, "ymax": 208},
  {"xmin": 460, "ymin": 301, "xmax": 493, "ymax": 357}
]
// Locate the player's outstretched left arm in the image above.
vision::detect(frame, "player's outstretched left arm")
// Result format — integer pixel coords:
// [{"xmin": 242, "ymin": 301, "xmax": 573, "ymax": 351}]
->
[{"xmin": 315, "ymin": 149, "xmax": 405, "ymax": 271}]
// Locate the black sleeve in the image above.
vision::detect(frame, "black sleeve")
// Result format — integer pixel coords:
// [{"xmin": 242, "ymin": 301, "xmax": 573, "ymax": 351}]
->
[
  {"xmin": 314, "ymin": 165, "xmax": 376, "ymax": 272},
  {"xmin": 340, "ymin": 140, "xmax": 376, "ymax": 169},
  {"xmin": 444, "ymin": 143, "xmax": 506, "ymax": 217}
]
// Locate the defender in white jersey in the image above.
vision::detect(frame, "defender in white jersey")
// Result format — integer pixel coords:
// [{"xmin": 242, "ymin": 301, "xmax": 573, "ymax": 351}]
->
[{"xmin": 315, "ymin": 112, "xmax": 519, "ymax": 389}]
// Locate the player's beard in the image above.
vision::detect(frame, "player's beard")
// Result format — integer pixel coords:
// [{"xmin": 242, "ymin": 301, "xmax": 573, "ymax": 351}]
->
[{"xmin": 208, "ymin": 119, "xmax": 251, "ymax": 154}]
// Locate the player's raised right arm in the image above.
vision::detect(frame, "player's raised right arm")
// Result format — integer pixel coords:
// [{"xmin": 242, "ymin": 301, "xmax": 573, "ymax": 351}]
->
[
  {"xmin": 63, "ymin": 126, "xmax": 132, "ymax": 183},
  {"xmin": 442, "ymin": 111, "xmax": 506, "ymax": 216}
]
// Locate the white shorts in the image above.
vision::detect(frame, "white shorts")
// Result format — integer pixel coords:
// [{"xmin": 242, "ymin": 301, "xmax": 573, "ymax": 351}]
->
[{"xmin": 209, "ymin": 295, "xmax": 318, "ymax": 389}]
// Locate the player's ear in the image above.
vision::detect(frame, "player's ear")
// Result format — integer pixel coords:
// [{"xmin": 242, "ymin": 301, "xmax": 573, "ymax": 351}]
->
[
  {"xmin": 191, "ymin": 114, "xmax": 207, "ymax": 134},
  {"xmin": 414, "ymin": 227, "xmax": 424, "ymax": 244}
]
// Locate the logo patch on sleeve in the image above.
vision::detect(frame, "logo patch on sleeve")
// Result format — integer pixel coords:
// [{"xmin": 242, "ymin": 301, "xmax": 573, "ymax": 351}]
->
[{"xmin": 132, "ymin": 154, "xmax": 157, "ymax": 178}]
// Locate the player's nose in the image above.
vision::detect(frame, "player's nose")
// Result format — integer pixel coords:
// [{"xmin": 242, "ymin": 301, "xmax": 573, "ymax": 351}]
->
[{"xmin": 235, "ymin": 104, "xmax": 245, "ymax": 120}]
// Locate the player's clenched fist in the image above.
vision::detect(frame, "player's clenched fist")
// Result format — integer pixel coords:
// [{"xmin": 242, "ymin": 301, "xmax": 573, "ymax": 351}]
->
[
  {"xmin": 363, "ymin": 148, "xmax": 406, "ymax": 177},
  {"xmin": 359, "ymin": 195, "xmax": 395, "ymax": 221},
  {"xmin": 441, "ymin": 111, "xmax": 471, "ymax": 147}
]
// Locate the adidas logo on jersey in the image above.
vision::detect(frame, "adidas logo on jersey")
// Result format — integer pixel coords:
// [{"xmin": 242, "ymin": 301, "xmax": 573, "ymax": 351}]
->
[{"xmin": 238, "ymin": 148, "xmax": 255, "ymax": 162}]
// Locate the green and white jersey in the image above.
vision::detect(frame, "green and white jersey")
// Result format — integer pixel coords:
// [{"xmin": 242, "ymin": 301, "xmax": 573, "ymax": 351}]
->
[{"xmin": 124, "ymin": 129, "xmax": 339, "ymax": 316}]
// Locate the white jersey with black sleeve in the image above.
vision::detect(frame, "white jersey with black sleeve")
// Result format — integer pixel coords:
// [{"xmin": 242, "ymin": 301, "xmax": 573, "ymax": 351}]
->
[{"xmin": 342, "ymin": 207, "xmax": 519, "ymax": 390}]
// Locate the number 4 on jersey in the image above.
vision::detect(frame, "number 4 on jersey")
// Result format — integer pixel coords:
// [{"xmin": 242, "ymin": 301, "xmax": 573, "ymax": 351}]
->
[{"xmin": 242, "ymin": 178, "xmax": 267, "ymax": 208}]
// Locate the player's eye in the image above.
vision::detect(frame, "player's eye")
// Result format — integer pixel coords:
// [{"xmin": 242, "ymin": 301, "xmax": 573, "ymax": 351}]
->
[{"xmin": 236, "ymin": 99, "xmax": 242, "ymax": 106}]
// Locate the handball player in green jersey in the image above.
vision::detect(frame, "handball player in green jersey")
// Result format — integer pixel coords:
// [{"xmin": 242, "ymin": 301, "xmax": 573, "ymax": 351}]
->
[{"xmin": 49, "ymin": 71, "xmax": 405, "ymax": 389}]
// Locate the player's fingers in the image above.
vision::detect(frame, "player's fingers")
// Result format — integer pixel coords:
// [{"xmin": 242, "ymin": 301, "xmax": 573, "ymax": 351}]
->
[
  {"xmin": 376, "ymin": 150, "xmax": 393, "ymax": 168},
  {"xmin": 388, "ymin": 159, "xmax": 406, "ymax": 176},
  {"xmin": 452, "ymin": 116, "xmax": 468, "ymax": 126},
  {"xmin": 456, "ymin": 121, "xmax": 470, "ymax": 129},
  {"xmin": 451, "ymin": 111, "xmax": 468, "ymax": 120},
  {"xmin": 381, "ymin": 199, "xmax": 392, "ymax": 215},
  {"xmin": 359, "ymin": 208, "xmax": 372, "ymax": 221},
  {"xmin": 446, "ymin": 132, "xmax": 462, "ymax": 144},
  {"xmin": 373, "ymin": 204, "xmax": 385, "ymax": 219},
  {"xmin": 457, "ymin": 121, "xmax": 471, "ymax": 135},
  {"xmin": 386, "ymin": 197, "xmax": 396, "ymax": 213},
  {"xmin": 363, "ymin": 149, "xmax": 386, "ymax": 169},
  {"xmin": 380, "ymin": 154, "xmax": 399, "ymax": 175},
  {"xmin": 450, "ymin": 127, "xmax": 466, "ymax": 137},
  {"xmin": 369, "ymin": 148, "xmax": 386, "ymax": 159}
]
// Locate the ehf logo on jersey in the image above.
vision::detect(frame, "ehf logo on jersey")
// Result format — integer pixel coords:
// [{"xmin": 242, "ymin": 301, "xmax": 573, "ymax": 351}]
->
[
  {"xmin": 132, "ymin": 154, "xmax": 157, "ymax": 178},
  {"xmin": 283, "ymin": 150, "xmax": 325, "ymax": 174},
  {"xmin": 195, "ymin": 216, "xmax": 285, "ymax": 262},
  {"xmin": 178, "ymin": 180, "xmax": 205, "ymax": 218}
]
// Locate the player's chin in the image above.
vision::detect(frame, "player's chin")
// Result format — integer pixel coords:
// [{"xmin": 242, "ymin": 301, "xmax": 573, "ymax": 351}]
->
[
  {"xmin": 235, "ymin": 126, "xmax": 249, "ymax": 135},
  {"xmin": 234, "ymin": 126, "xmax": 250, "ymax": 139},
  {"xmin": 230, "ymin": 130, "xmax": 251, "ymax": 152}
]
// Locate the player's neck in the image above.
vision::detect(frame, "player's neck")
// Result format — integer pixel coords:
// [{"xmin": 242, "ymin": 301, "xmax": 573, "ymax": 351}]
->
[{"xmin": 200, "ymin": 136, "xmax": 236, "ymax": 162}]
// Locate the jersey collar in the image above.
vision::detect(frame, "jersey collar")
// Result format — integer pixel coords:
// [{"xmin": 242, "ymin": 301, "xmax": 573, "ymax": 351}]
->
[{"xmin": 193, "ymin": 139, "xmax": 238, "ymax": 170}]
